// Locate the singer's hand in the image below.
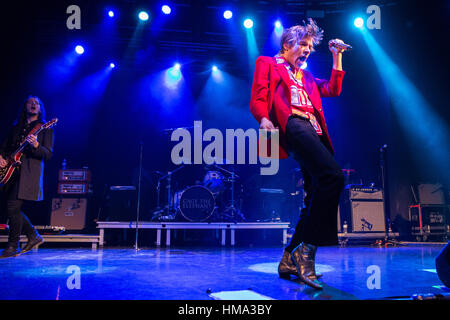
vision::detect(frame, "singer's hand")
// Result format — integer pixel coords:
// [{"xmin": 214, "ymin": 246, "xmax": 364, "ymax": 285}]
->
[
  {"xmin": 329, "ymin": 39, "xmax": 346, "ymax": 55},
  {"xmin": 260, "ymin": 117, "xmax": 276, "ymax": 131}
]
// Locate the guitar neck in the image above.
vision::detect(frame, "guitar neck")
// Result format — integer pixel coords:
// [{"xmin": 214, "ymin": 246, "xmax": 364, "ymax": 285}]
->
[{"xmin": 8, "ymin": 118, "xmax": 57, "ymax": 159}]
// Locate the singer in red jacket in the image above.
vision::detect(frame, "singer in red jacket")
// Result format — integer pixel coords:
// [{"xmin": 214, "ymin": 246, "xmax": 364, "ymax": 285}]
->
[{"xmin": 250, "ymin": 19, "xmax": 348, "ymax": 289}]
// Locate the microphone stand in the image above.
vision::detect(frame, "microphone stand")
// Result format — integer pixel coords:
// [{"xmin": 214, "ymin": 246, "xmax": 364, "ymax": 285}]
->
[
  {"xmin": 376, "ymin": 145, "xmax": 402, "ymax": 247},
  {"xmin": 135, "ymin": 142, "xmax": 143, "ymax": 251}
]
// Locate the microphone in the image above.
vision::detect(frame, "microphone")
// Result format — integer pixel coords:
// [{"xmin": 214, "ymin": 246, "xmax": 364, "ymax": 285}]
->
[{"xmin": 329, "ymin": 40, "xmax": 352, "ymax": 51}]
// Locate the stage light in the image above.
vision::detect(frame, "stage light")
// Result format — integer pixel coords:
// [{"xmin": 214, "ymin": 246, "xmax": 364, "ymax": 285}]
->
[
  {"xmin": 274, "ymin": 19, "xmax": 283, "ymax": 37},
  {"xmin": 108, "ymin": 10, "xmax": 114, "ymax": 18},
  {"xmin": 109, "ymin": 62, "xmax": 115, "ymax": 68},
  {"xmin": 75, "ymin": 45, "xmax": 84, "ymax": 55},
  {"xmin": 211, "ymin": 65, "xmax": 223, "ymax": 83},
  {"xmin": 223, "ymin": 10, "xmax": 233, "ymax": 19},
  {"xmin": 354, "ymin": 17, "xmax": 364, "ymax": 28},
  {"xmin": 162, "ymin": 5, "xmax": 171, "ymax": 15},
  {"xmin": 166, "ymin": 63, "xmax": 182, "ymax": 86},
  {"xmin": 244, "ymin": 19, "xmax": 253, "ymax": 29},
  {"xmin": 139, "ymin": 11, "xmax": 149, "ymax": 21}
]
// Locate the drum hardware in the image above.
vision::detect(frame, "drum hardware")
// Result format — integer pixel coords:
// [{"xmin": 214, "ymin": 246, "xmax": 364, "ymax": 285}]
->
[
  {"xmin": 153, "ymin": 125, "xmax": 195, "ymax": 221},
  {"xmin": 208, "ymin": 164, "xmax": 246, "ymax": 222},
  {"xmin": 151, "ymin": 165, "xmax": 185, "ymax": 221}
]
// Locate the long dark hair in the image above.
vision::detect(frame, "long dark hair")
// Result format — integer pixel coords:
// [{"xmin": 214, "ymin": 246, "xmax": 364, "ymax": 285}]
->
[{"xmin": 15, "ymin": 95, "xmax": 47, "ymax": 126}]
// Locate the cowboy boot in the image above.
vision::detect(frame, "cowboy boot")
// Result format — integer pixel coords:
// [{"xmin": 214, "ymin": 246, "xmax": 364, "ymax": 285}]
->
[
  {"xmin": 291, "ymin": 242, "xmax": 323, "ymax": 290},
  {"xmin": 21, "ymin": 231, "xmax": 44, "ymax": 254},
  {"xmin": 278, "ymin": 249, "xmax": 323, "ymax": 280},
  {"xmin": 278, "ymin": 250, "xmax": 297, "ymax": 279},
  {"xmin": 308, "ymin": 245, "xmax": 321, "ymax": 281},
  {"xmin": 0, "ymin": 243, "xmax": 21, "ymax": 259}
]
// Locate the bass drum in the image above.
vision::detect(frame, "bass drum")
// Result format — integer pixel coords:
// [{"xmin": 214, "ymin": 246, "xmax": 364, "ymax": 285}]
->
[{"xmin": 178, "ymin": 185, "xmax": 215, "ymax": 222}]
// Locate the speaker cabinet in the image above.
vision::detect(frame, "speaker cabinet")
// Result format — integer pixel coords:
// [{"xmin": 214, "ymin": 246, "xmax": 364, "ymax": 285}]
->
[
  {"xmin": 340, "ymin": 186, "xmax": 386, "ymax": 233},
  {"xmin": 350, "ymin": 201, "xmax": 386, "ymax": 232},
  {"xmin": 50, "ymin": 198, "xmax": 87, "ymax": 230}
]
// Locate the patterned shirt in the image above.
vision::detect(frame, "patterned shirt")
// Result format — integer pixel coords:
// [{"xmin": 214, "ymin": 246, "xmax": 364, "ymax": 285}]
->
[{"xmin": 275, "ymin": 55, "xmax": 322, "ymax": 135}]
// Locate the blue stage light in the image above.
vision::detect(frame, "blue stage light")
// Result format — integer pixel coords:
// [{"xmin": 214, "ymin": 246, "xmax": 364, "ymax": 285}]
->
[
  {"xmin": 108, "ymin": 10, "xmax": 114, "ymax": 18},
  {"xmin": 223, "ymin": 10, "xmax": 233, "ymax": 19},
  {"xmin": 109, "ymin": 63, "xmax": 115, "ymax": 68},
  {"xmin": 354, "ymin": 17, "xmax": 364, "ymax": 28},
  {"xmin": 244, "ymin": 19, "xmax": 254, "ymax": 29},
  {"xmin": 162, "ymin": 5, "xmax": 171, "ymax": 15},
  {"xmin": 212, "ymin": 65, "xmax": 218, "ymax": 72},
  {"xmin": 75, "ymin": 45, "xmax": 84, "ymax": 55},
  {"xmin": 274, "ymin": 20, "xmax": 283, "ymax": 37},
  {"xmin": 139, "ymin": 11, "xmax": 149, "ymax": 21},
  {"xmin": 167, "ymin": 63, "xmax": 182, "ymax": 85}
]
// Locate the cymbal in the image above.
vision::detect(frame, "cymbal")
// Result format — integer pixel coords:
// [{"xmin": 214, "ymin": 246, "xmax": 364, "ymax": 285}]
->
[{"xmin": 204, "ymin": 156, "xmax": 233, "ymax": 165}]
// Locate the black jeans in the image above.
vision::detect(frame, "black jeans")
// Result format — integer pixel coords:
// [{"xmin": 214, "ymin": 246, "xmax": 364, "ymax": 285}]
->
[
  {"xmin": 2, "ymin": 172, "xmax": 37, "ymax": 247},
  {"xmin": 284, "ymin": 117, "xmax": 345, "ymax": 249}
]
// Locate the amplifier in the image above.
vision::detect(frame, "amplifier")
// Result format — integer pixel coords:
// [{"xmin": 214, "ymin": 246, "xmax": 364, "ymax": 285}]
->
[
  {"xmin": 340, "ymin": 186, "xmax": 386, "ymax": 233},
  {"xmin": 349, "ymin": 201, "xmax": 386, "ymax": 232},
  {"xmin": 50, "ymin": 198, "xmax": 87, "ymax": 230},
  {"xmin": 59, "ymin": 169, "xmax": 91, "ymax": 182},
  {"xmin": 102, "ymin": 187, "xmax": 137, "ymax": 221},
  {"xmin": 348, "ymin": 186, "xmax": 383, "ymax": 200},
  {"xmin": 58, "ymin": 182, "xmax": 90, "ymax": 195}
]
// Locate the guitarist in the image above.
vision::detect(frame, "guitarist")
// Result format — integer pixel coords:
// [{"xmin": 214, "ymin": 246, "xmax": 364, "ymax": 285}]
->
[{"xmin": 0, "ymin": 96, "xmax": 54, "ymax": 258}]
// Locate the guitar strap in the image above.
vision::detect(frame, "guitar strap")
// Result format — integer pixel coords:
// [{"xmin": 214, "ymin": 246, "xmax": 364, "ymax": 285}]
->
[
  {"xmin": 27, "ymin": 123, "xmax": 43, "ymax": 136},
  {"xmin": 21, "ymin": 123, "xmax": 42, "ymax": 144}
]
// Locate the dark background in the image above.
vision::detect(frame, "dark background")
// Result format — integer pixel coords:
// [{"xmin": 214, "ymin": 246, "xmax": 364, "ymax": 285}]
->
[{"xmin": 0, "ymin": 0, "xmax": 449, "ymax": 240}]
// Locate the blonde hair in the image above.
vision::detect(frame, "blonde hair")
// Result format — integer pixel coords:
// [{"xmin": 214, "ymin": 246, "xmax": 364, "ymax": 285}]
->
[{"xmin": 280, "ymin": 18, "xmax": 324, "ymax": 53}]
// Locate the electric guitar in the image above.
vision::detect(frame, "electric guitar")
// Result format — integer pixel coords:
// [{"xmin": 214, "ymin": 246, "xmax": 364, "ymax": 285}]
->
[{"xmin": 0, "ymin": 118, "xmax": 58, "ymax": 186}]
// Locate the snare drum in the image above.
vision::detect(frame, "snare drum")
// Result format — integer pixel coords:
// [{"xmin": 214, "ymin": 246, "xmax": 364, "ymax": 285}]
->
[{"xmin": 178, "ymin": 185, "xmax": 215, "ymax": 222}]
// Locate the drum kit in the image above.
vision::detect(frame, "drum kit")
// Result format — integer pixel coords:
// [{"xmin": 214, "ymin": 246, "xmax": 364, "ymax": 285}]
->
[{"xmin": 151, "ymin": 162, "xmax": 246, "ymax": 223}]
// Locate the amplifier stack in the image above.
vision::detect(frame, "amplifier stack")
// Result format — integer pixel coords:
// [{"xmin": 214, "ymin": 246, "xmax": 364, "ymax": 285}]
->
[
  {"xmin": 50, "ymin": 167, "xmax": 92, "ymax": 231},
  {"xmin": 57, "ymin": 168, "xmax": 92, "ymax": 195}
]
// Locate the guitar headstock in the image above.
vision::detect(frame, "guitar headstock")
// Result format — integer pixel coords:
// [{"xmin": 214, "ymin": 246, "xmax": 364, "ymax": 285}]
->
[{"xmin": 42, "ymin": 118, "xmax": 58, "ymax": 129}]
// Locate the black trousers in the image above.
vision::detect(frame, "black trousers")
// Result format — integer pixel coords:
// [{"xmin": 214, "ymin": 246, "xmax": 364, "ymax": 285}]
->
[
  {"xmin": 284, "ymin": 116, "xmax": 345, "ymax": 249},
  {"xmin": 1, "ymin": 172, "xmax": 37, "ymax": 247}
]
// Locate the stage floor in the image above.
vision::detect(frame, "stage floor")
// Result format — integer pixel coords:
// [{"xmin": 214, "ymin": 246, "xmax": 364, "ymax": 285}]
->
[{"xmin": 0, "ymin": 244, "xmax": 446, "ymax": 300}]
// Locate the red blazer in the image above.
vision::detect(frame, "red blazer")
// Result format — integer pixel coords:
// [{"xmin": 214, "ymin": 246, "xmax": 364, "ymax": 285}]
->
[{"xmin": 250, "ymin": 56, "xmax": 345, "ymax": 158}]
